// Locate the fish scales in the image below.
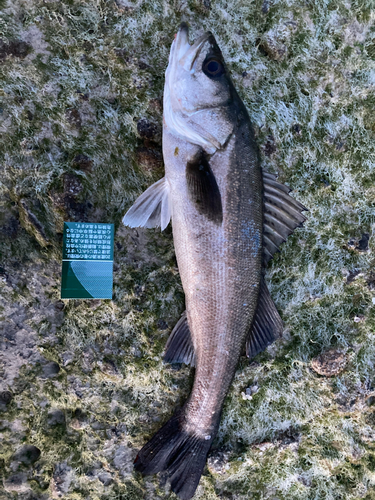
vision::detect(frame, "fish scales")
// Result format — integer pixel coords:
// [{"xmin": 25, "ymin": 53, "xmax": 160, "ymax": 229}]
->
[
  {"xmin": 164, "ymin": 122, "xmax": 262, "ymax": 435},
  {"xmin": 122, "ymin": 22, "xmax": 307, "ymax": 500}
]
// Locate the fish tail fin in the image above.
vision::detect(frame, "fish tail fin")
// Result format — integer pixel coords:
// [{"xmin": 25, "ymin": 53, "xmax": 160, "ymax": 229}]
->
[{"xmin": 134, "ymin": 411, "xmax": 214, "ymax": 500}]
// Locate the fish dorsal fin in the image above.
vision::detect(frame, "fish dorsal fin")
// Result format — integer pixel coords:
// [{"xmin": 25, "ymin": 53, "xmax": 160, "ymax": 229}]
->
[
  {"xmin": 246, "ymin": 277, "xmax": 283, "ymax": 358},
  {"xmin": 263, "ymin": 169, "xmax": 307, "ymax": 264},
  {"xmin": 122, "ymin": 177, "xmax": 171, "ymax": 231},
  {"xmin": 163, "ymin": 311, "xmax": 196, "ymax": 367},
  {"xmin": 186, "ymin": 151, "xmax": 223, "ymax": 224}
]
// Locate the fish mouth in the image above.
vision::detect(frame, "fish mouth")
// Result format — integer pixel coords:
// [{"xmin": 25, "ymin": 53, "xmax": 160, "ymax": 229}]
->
[
  {"xmin": 164, "ymin": 23, "xmax": 221, "ymax": 154},
  {"xmin": 171, "ymin": 23, "xmax": 211, "ymax": 72}
]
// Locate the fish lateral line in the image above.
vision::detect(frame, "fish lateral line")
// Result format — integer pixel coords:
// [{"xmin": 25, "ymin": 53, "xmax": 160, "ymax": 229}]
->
[{"xmin": 121, "ymin": 21, "xmax": 308, "ymax": 500}]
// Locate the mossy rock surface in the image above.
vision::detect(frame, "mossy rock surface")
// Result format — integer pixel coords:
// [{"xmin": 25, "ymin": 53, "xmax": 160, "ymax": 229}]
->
[{"xmin": 1, "ymin": 0, "xmax": 375, "ymax": 498}]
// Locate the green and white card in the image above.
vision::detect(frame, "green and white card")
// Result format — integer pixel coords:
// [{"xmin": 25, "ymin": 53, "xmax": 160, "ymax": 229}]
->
[{"xmin": 61, "ymin": 222, "xmax": 114, "ymax": 299}]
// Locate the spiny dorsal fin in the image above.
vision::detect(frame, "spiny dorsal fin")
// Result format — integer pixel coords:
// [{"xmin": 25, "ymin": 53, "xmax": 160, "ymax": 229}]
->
[
  {"xmin": 246, "ymin": 277, "xmax": 283, "ymax": 358},
  {"xmin": 186, "ymin": 150, "xmax": 223, "ymax": 224},
  {"xmin": 263, "ymin": 169, "xmax": 307, "ymax": 265},
  {"xmin": 122, "ymin": 177, "xmax": 171, "ymax": 231},
  {"xmin": 163, "ymin": 311, "xmax": 196, "ymax": 367}
]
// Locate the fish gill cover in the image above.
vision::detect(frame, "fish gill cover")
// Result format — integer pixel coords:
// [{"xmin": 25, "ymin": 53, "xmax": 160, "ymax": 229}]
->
[{"xmin": 0, "ymin": 1, "xmax": 375, "ymax": 500}]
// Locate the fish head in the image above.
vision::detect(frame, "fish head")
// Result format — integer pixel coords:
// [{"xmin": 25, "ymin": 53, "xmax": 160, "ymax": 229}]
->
[{"xmin": 164, "ymin": 24, "xmax": 237, "ymax": 154}]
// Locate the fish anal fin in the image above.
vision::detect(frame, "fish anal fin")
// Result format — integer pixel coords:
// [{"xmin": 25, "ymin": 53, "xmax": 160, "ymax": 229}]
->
[
  {"xmin": 246, "ymin": 278, "xmax": 283, "ymax": 359},
  {"xmin": 262, "ymin": 169, "xmax": 307, "ymax": 264},
  {"xmin": 186, "ymin": 150, "xmax": 223, "ymax": 224},
  {"xmin": 122, "ymin": 177, "xmax": 171, "ymax": 231},
  {"xmin": 163, "ymin": 311, "xmax": 196, "ymax": 367}
]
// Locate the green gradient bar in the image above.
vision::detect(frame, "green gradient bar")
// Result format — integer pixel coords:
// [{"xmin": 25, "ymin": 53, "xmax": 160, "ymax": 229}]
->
[{"xmin": 61, "ymin": 222, "xmax": 114, "ymax": 299}]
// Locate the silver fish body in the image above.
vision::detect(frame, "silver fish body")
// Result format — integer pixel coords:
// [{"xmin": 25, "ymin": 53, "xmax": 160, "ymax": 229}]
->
[
  {"xmin": 123, "ymin": 23, "xmax": 306, "ymax": 500},
  {"xmin": 164, "ymin": 120, "xmax": 262, "ymax": 437}
]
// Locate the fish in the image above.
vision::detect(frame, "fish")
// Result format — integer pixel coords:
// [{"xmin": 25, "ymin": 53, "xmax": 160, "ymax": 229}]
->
[{"xmin": 122, "ymin": 23, "xmax": 307, "ymax": 500}]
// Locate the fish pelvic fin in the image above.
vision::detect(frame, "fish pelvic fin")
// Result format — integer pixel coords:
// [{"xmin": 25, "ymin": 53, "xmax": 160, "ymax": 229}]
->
[
  {"xmin": 246, "ymin": 277, "xmax": 283, "ymax": 358},
  {"xmin": 262, "ymin": 169, "xmax": 307, "ymax": 264},
  {"xmin": 122, "ymin": 177, "xmax": 171, "ymax": 231},
  {"xmin": 134, "ymin": 410, "xmax": 213, "ymax": 500},
  {"xmin": 163, "ymin": 311, "xmax": 196, "ymax": 367}
]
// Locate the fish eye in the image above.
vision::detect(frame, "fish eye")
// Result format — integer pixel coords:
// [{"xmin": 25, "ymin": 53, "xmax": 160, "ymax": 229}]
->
[{"xmin": 203, "ymin": 58, "xmax": 225, "ymax": 78}]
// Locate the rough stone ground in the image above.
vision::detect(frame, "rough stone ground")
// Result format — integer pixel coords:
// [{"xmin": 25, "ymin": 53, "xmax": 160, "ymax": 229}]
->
[{"xmin": 1, "ymin": 0, "xmax": 375, "ymax": 499}]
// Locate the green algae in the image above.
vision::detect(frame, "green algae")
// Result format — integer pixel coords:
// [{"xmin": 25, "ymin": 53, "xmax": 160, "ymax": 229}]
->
[{"xmin": 1, "ymin": 0, "xmax": 375, "ymax": 498}]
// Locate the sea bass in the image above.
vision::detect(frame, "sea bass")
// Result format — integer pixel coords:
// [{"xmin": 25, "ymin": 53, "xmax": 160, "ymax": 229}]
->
[{"xmin": 123, "ymin": 23, "xmax": 306, "ymax": 500}]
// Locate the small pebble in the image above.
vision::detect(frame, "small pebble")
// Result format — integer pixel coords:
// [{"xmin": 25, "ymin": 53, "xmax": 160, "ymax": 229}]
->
[
  {"xmin": 241, "ymin": 391, "xmax": 252, "ymax": 401},
  {"xmin": 311, "ymin": 349, "xmax": 347, "ymax": 377},
  {"xmin": 13, "ymin": 445, "xmax": 41, "ymax": 465}
]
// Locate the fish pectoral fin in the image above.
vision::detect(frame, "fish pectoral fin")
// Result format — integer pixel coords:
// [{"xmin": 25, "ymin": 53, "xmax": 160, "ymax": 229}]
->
[
  {"xmin": 163, "ymin": 311, "xmax": 196, "ymax": 367},
  {"xmin": 262, "ymin": 169, "xmax": 307, "ymax": 265},
  {"xmin": 246, "ymin": 278, "xmax": 283, "ymax": 359},
  {"xmin": 186, "ymin": 150, "xmax": 223, "ymax": 224},
  {"xmin": 122, "ymin": 177, "xmax": 171, "ymax": 231}
]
